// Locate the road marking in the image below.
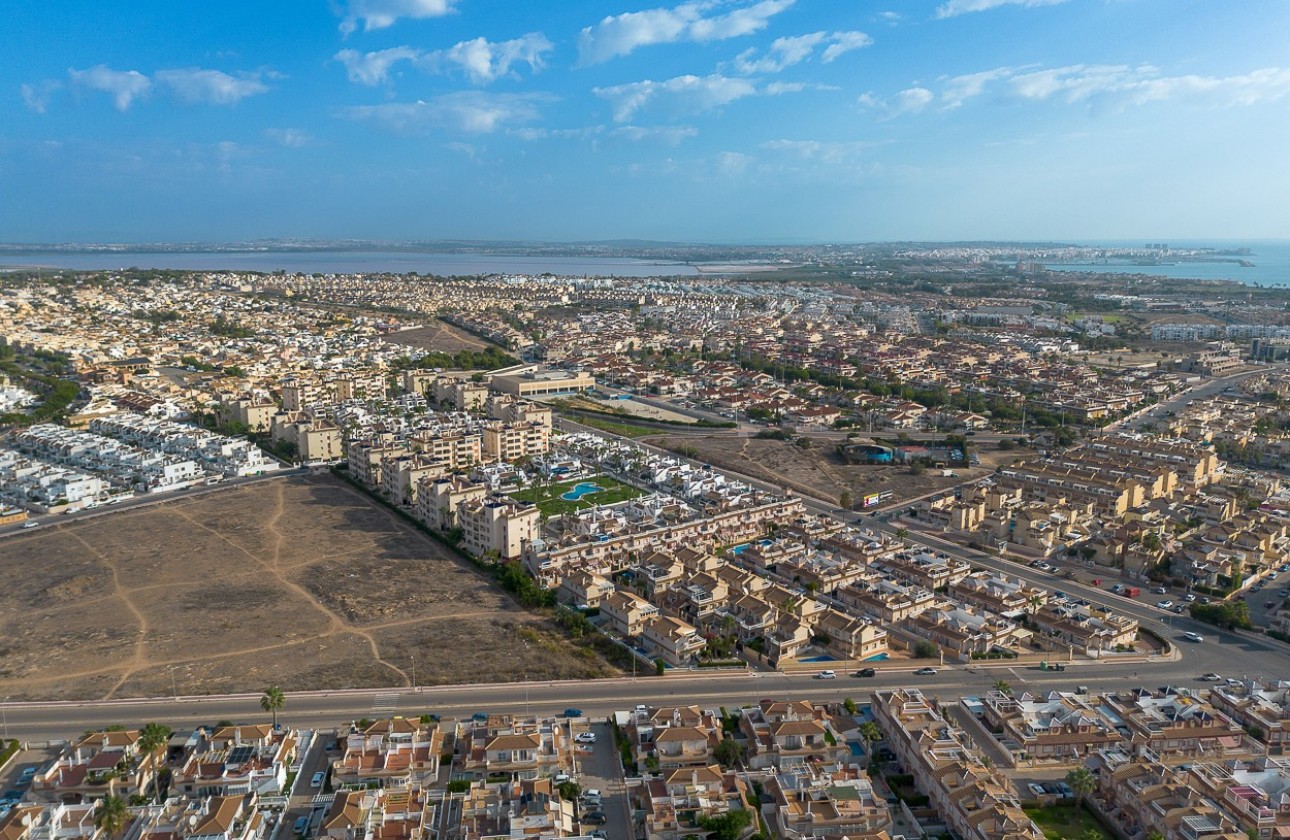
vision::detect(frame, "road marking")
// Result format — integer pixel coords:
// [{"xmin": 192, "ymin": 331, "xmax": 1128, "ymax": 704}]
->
[
  {"xmin": 372, "ymin": 692, "xmax": 399, "ymax": 713},
  {"xmin": 1009, "ymin": 667, "xmax": 1026, "ymax": 682}
]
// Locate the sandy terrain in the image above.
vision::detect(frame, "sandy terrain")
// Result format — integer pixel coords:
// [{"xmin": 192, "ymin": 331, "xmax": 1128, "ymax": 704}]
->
[
  {"xmin": 383, "ymin": 321, "xmax": 492, "ymax": 353},
  {"xmin": 0, "ymin": 473, "xmax": 615, "ymax": 701}
]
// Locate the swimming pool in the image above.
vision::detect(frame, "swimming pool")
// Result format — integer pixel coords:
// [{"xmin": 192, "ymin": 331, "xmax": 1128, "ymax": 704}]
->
[{"xmin": 561, "ymin": 482, "xmax": 603, "ymax": 501}]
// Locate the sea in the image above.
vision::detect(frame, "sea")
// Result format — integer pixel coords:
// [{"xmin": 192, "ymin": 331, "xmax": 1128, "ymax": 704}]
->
[
  {"xmin": 0, "ymin": 250, "xmax": 701, "ymax": 278},
  {"xmin": 1039, "ymin": 239, "xmax": 1290, "ymax": 288}
]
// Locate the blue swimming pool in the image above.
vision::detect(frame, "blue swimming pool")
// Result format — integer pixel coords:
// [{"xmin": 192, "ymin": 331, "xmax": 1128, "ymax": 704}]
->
[
  {"xmin": 863, "ymin": 652, "xmax": 890, "ymax": 662},
  {"xmin": 561, "ymin": 482, "xmax": 603, "ymax": 501},
  {"xmin": 730, "ymin": 544, "xmax": 750, "ymax": 555}
]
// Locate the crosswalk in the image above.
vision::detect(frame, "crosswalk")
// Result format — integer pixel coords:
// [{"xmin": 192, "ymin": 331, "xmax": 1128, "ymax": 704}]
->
[{"xmin": 372, "ymin": 692, "xmax": 399, "ymax": 714}]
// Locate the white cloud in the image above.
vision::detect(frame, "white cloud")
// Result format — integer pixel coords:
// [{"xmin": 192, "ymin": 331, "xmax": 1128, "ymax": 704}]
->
[
  {"xmin": 894, "ymin": 86, "xmax": 934, "ymax": 112},
  {"xmin": 265, "ymin": 128, "xmax": 314, "ymax": 147},
  {"xmin": 21, "ymin": 80, "xmax": 62, "ymax": 113},
  {"xmin": 339, "ymin": 91, "xmax": 550, "ymax": 134},
  {"xmin": 940, "ymin": 66, "xmax": 1013, "ymax": 108},
  {"xmin": 594, "ymin": 73, "xmax": 758, "ymax": 121},
  {"xmin": 822, "ymin": 31, "xmax": 873, "ymax": 62},
  {"xmin": 338, "ymin": 0, "xmax": 456, "ymax": 35},
  {"xmin": 155, "ymin": 68, "xmax": 270, "ymax": 105},
  {"xmin": 1008, "ymin": 63, "xmax": 1290, "ymax": 106},
  {"xmin": 714, "ymin": 150, "xmax": 754, "ymax": 175},
  {"xmin": 423, "ymin": 33, "xmax": 554, "ymax": 84},
  {"xmin": 733, "ymin": 32, "xmax": 826, "ymax": 74},
  {"xmin": 511, "ymin": 125, "xmax": 605, "ymax": 141},
  {"xmin": 733, "ymin": 30, "xmax": 871, "ymax": 74},
  {"xmin": 761, "ymin": 138, "xmax": 871, "ymax": 164},
  {"xmin": 935, "ymin": 0, "xmax": 1069, "ymax": 18},
  {"xmin": 611, "ymin": 124, "xmax": 698, "ymax": 145},
  {"xmin": 335, "ymin": 46, "xmax": 421, "ymax": 85},
  {"xmin": 67, "ymin": 65, "xmax": 151, "ymax": 111},
  {"xmin": 876, "ymin": 11, "xmax": 902, "ymax": 25},
  {"xmin": 578, "ymin": 0, "xmax": 794, "ymax": 64}
]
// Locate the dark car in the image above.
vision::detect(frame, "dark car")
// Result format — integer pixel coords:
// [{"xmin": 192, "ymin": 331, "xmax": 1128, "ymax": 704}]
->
[
  {"xmin": 583, "ymin": 812, "xmax": 608, "ymax": 825},
  {"xmin": 853, "ymin": 668, "xmax": 876, "ymax": 678},
  {"xmin": 563, "ymin": 708, "xmax": 584, "ymax": 718}
]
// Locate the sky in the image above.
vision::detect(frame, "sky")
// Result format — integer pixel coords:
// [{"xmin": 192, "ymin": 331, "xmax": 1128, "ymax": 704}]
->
[{"xmin": 4, "ymin": 0, "xmax": 1290, "ymax": 244}]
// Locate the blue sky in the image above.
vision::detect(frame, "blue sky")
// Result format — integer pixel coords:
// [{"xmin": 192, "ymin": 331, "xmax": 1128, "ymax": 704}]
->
[{"xmin": 4, "ymin": 0, "xmax": 1289, "ymax": 244}]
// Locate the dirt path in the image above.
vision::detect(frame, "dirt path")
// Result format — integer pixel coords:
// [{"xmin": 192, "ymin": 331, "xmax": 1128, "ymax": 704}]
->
[{"xmin": 65, "ymin": 530, "xmax": 151, "ymax": 698}]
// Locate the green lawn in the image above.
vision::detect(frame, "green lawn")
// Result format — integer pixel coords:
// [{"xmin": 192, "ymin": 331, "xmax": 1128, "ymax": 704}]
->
[
  {"xmin": 1025, "ymin": 804, "xmax": 1106, "ymax": 840},
  {"xmin": 573, "ymin": 415, "xmax": 658, "ymax": 438},
  {"xmin": 510, "ymin": 475, "xmax": 646, "ymax": 517}
]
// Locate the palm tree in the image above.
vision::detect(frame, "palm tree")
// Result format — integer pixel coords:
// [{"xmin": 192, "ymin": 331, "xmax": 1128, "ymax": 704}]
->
[
  {"xmin": 137, "ymin": 722, "xmax": 172, "ymax": 802},
  {"xmin": 1066, "ymin": 766, "xmax": 1096, "ymax": 808},
  {"xmin": 261, "ymin": 685, "xmax": 286, "ymax": 730},
  {"xmin": 857, "ymin": 721, "xmax": 882, "ymax": 770},
  {"xmin": 994, "ymin": 679, "xmax": 1012, "ymax": 695},
  {"xmin": 94, "ymin": 794, "xmax": 130, "ymax": 837}
]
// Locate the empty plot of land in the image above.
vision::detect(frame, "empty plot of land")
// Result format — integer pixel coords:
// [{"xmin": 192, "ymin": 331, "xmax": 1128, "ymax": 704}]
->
[
  {"xmin": 384, "ymin": 320, "xmax": 492, "ymax": 353},
  {"xmin": 0, "ymin": 473, "xmax": 614, "ymax": 701},
  {"xmin": 642, "ymin": 434, "xmax": 995, "ymax": 506}
]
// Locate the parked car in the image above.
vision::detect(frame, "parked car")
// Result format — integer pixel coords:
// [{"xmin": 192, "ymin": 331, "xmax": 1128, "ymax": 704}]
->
[
  {"xmin": 1184, "ymin": 593, "xmax": 1196, "ymax": 601},
  {"xmin": 310, "ymin": 771, "xmax": 325, "ymax": 788},
  {"xmin": 583, "ymin": 812, "xmax": 608, "ymax": 825},
  {"xmin": 1156, "ymin": 600, "xmax": 1173, "ymax": 609},
  {"xmin": 563, "ymin": 708, "xmax": 584, "ymax": 718},
  {"xmin": 913, "ymin": 667, "xmax": 938, "ymax": 676},
  {"xmin": 293, "ymin": 817, "xmax": 308, "ymax": 836},
  {"xmin": 1153, "ymin": 586, "xmax": 1168, "ymax": 594},
  {"xmin": 853, "ymin": 667, "xmax": 876, "ymax": 678},
  {"xmin": 1199, "ymin": 673, "xmax": 1222, "ymax": 681},
  {"xmin": 815, "ymin": 670, "xmax": 836, "ymax": 679},
  {"xmin": 574, "ymin": 732, "xmax": 597, "ymax": 744},
  {"xmin": 16, "ymin": 768, "xmax": 35, "ymax": 786}
]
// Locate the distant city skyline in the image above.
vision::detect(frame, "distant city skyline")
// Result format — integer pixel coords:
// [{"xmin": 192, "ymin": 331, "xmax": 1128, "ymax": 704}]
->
[{"xmin": 5, "ymin": 0, "xmax": 1289, "ymax": 243}]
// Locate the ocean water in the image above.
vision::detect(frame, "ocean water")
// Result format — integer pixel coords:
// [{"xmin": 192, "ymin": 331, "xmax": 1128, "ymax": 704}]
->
[
  {"xmin": 0, "ymin": 250, "xmax": 701, "ymax": 277},
  {"xmin": 1043, "ymin": 239, "xmax": 1290, "ymax": 287}
]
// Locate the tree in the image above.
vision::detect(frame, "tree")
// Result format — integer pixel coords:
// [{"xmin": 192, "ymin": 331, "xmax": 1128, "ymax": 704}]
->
[
  {"xmin": 1080, "ymin": 830, "xmax": 1104, "ymax": 840},
  {"xmin": 261, "ymin": 685, "xmax": 286, "ymax": 729},
  {"xmin": 994, "ymin": 679, "xmax": 1012, "ymax": 695},
  {"xmin": 1066, "ymin": 766, "xmax": 1096, "ymax": 808},
  {"xmin": 654, "ymin": 658, "xmax": 666, "ymax": 676},
  {"xmin": 895, "ymin": 527, "xmax": 909, "ymax": 541},
  {"xmin": 857, "ymin": 721, "xmax": 882, "ymax": 770},
  {"xmin": 714, "ymin": 738, "xmax": 744, "ymax": 769},
  {"xmin": 839, "ymin": 490, "xmax": 854, "ymax": 509},
  {"xmin": 913, "ymin": 640, "xmax": 939, "ymax": 659},
  {"xmin": 137, "ymin": 722, "xmax": 173, "ymax": 802},
  {"xmin": 698, "ymin": 808, "xmax": 752, "ymax": 840},
  {"xmin": 1146, "ymin": 831, "xmax": 1165, "ymax": 840},
  {"xmin": 95, "ymin": 795, "xmax": 130, "ymax": 837}
]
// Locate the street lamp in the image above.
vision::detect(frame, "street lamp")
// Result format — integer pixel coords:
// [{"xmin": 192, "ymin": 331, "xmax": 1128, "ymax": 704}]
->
[{"xmin": 2, "ymin": 696, "xmax": 8, "ymax": 741}]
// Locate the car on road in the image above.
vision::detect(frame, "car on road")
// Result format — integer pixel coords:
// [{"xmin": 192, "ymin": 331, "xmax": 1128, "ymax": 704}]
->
[
  {"xmin": 1199, "ymin": 673, "xmax": 1222, "ymax": 681},
  {"xmin": 293, "ymin": 817, "xmax": 308, "ymax": 836},
  {"xmin": 1227, "ymin": 678, "xmax": 1244, "ymax": 687},
  {"xmin": 815, "ymin": 670, "xmax": 836, "ymax": 679},
  {"xmin": 1153, "ymin": 586, "xmax": 1168, "ymax": 594},
  {"xmin": 563, "ymin": 708, "xmax": 584, "ymax": 718},
  {"xmin": 1183, "ymin": 631, "xmax": 1205, "ymax": 643},
  {"xmin": 1172, "ymin": 605, "xmax": 1186, "ymax": 614},
  {"xmin": 1157, "ymin": 600, "xmax": 1173, "ymax": 609},
  {"xmin": 574, "ymin": 732, "xmax": 597, "ymax": 744},
  {"xmin": 853, "ymin": 667, "xmax": 876, "ymax": 678},
  {"xmin": 1184, "ymin": 593, "xmax": 1196, "ymax": 601},
  {"xmin": 310, "ymin": 771, "xmax": 325, "ymax": 788},
  {"xmin": 913, "ymin": 667, "xmax": 939, "ymax": 676},
  {"xmin": 22, "ymin": 521, "xmax": 39, "ymax": 528},
  {"xmin": 583, "ymin": 812, "xmax": 608, "ymax": 825}
]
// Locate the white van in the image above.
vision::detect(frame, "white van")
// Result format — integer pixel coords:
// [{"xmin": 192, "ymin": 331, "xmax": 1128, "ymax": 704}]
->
[{"xmin": 1183, "ymin": 631, "xmax": 1205, "ymax": 643}]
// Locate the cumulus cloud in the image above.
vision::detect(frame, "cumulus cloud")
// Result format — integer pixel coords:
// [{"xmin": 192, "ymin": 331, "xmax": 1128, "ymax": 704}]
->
[
  {"xmin": 21, "ymin": 80, "xmax": 62, "ymax": 113},
  {"xmin": 935, "ymin": 0, "xmax": 1069, "ymax": 18},
  {"xmin": 154, "ymin": 68, "xmax": 270, "ymax": 105},
  {"xmin": 732, "ymin": 30, "xmax": 871, "ymax": 74},
  {"xmin": 336, "ymin": 35, "xmax": 552, "ymax": 87},
  {"xmin": 610, "ymin": 124, "xmax": 698, "ymax": 145},
  {"xmin": 940, "ymin": 66, "xmax": 1014, "ymax": 108},
  {"xmin": 578, "ymin": 0, "xmax": 794, "ymax": 64},
  {"xmin": 594, "ymin": 73, "xmax": 759, "ymax": 122},
  {"xmin": 894, "ymin": 86, "xmax": 934, "ymax": 112},
  {"xmin": 67, "ymin": 65, "xmax": 152, "ymax": 111},
  {"xmin": 338, "ymin": 91, "xmax": 551, "ymax": 134},
  {"xmin": 337, "ymin": 0, "xmax": 456, "ymax": 35},
  {"xmin": 761, "ymin": 138, "xmax": 870, "ymax": 164},
  {"xmin": 423, "ymin": 33, "xmax": 554, "ymax": 84},
  {"xmin": 265, "ymin": 128, "xmax": 314, "ymax": 147},
  {"xmin": 335, "ymin": 46, "xmax": 422, "ymax": 85}
]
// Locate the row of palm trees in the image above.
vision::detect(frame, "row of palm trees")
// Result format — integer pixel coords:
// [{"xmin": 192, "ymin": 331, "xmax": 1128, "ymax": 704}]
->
[{"xmin": 91, "ymin": 687, "xmax": 287, "ymax": 837}]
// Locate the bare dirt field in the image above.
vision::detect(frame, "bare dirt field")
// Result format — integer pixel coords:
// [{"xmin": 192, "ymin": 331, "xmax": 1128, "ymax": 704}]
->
[
  {"xmin": 0, "ymin": 473, "xmax": 616, "ymax": 701},
  {"xmin": 384, "ymin": 320, "xmax": 492, "ymax": 354},
  {"xmin": 640, "ymin": 433, "xmax": 1008, "ymax": 506}
]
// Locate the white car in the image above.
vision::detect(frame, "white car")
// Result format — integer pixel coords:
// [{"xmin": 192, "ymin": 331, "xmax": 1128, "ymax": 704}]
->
[
  {"xmin": 22, "ymin": 521, "xmax": 39, "ymax": 528},
  {"xmin": 1184, "ymin": 594, "xmax": 1196, "ymax": 602},
  {"xmin": 1199, "ymin": 673, "xmax": 1222, "ymax": 681},
  {"xmin": 1157, "ymin": 600, "xmax": 1173, "ymax": 609},
  {"xmin": 815, "ymin": 670, "xmax": 837, "ymax": 680},
  {"xmin": 1183, "ymin": 631, "xmax": 1205, "ymax": 643},
  {"xmin": 574, "ymin": 732, "xmax": 597, "ymax": 744}
]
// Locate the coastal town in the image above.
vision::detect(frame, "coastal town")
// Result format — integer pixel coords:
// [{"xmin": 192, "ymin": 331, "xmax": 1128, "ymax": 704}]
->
[{"xmin": 2, "ymin": 250, "xmax": 1290, "ymax": 840}]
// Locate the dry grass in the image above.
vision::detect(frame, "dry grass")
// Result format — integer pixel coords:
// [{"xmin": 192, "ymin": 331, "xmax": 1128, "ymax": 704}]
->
[
  {"xmin": 384, "ymin": 321, "xmax": 492, "ymax": 353},
  {"xmin": 0, "ymin": 473, "xmax": 616, "ymax": 701}
]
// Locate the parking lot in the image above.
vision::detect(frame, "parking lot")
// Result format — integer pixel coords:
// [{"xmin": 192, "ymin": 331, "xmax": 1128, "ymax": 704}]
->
[{"xmin": 571, "ymin": 718, "xmax": 629, "ymax": 840}]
